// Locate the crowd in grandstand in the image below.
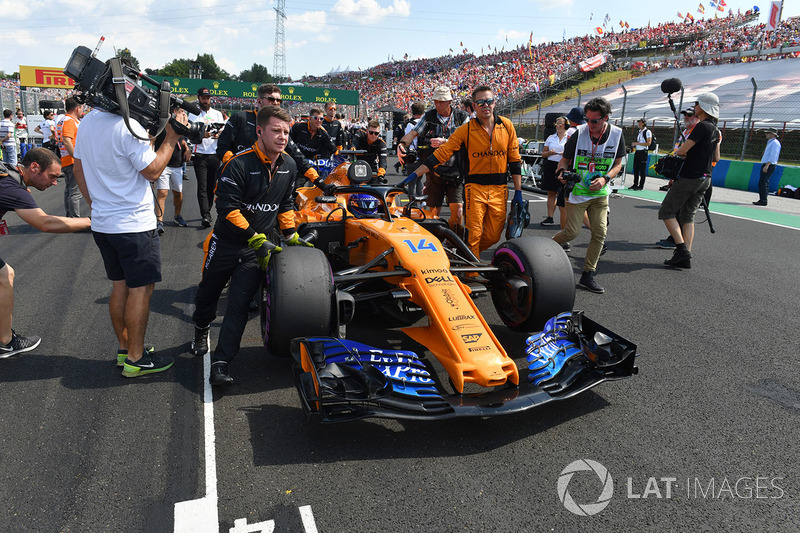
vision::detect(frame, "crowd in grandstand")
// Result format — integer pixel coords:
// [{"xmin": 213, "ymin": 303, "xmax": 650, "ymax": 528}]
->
[{"xmin": 1, "ymin": 11, "xmax": 798, "ymax": 122}]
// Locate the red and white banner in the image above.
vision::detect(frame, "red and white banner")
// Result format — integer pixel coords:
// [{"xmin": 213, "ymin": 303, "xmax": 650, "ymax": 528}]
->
[
  {"xmin": 578, "ymin": 53, "xmax": 608, "ymax": 72},
  {"xmin": 766, "ymin": 1, "xmax": 782, "ymax": 31}
]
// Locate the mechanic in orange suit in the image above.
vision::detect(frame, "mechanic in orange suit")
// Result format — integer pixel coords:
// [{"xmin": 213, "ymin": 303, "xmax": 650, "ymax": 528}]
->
[{"xmin": 408, "ymin": 85, "xmax": 522, "ymax": 257}]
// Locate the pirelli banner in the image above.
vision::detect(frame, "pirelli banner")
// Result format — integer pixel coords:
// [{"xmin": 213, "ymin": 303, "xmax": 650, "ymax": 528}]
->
[
  {"xmin": 19, "ymin": 65, "xmax": 76, "ymax": 89},
  {"xmin": 150, "ymin": 77, "xmax": 359, "ymax": 106}
]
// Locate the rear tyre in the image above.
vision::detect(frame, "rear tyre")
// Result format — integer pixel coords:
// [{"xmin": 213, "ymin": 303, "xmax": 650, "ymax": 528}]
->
[
  {"xmin": 261, "ymin": 247, "xmax": 334, "ymax": 356},
  {"xmin": 491, "ymin": 236, "xmax": 575, "ymax": 332}
]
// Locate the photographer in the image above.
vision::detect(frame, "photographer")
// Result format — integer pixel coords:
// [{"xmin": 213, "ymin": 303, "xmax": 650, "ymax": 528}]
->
[
  {"xmin": 396, "ymin": 86, "xmax": 468, "ymax": 230},
  {"xmin": 552, "ymin": 97, "xmax": 626, "ymax": 294},
  {"xmin": 191, "ymin": 106, "xmax": 303, "ymax": 387},
  {"xmin": 400, "ymin": 102, "xmax": 424, "ymax": 194},
  {"xmin": 658, "ymin": 93, "xmax": 720, "ymax": 269},
  {"xmin": 189, "ymin": 88, "xmax": 224, "ymax": 228},
  {"xmin": 73, "ymin": 104, "xmax": 189, "ymax": 378},
  {"xmin": 0, "ymin": 148, "xmax": 90, "ymax": 358}
]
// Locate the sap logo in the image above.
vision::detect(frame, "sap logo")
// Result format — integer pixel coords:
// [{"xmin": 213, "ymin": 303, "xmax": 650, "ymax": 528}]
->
[
  {"xmin": 425, "ymin": 276, "xmax": 453, "ymax": 284},
  {"xmin": 468, "ymin": 346, "xmax": 491, "ymax": 352},
  {"xmin": 421, "ymin": 268, "xmax": 448, "ymax": 275},
  {"xmin": 448, "ymin": 314, "xmax": 475, "ymax": 322},
  {"xmin": 461, "ymin": 333, "xmax": 482, "ymax": 344}
]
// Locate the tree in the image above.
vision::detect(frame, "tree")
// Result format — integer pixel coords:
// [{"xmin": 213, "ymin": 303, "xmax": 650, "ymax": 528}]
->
[
  {"xmin": 148, "ymin": 53, "xmax": 231, "ymax": 80},
  {"xmin": 195, "ymin": 53, "xmax": 230, "ymax": 81},
  {"xmin": 158, "ymin": 58, "xmax": 193, "ymax": 78},
  {"xmin": 238, "ymin": 63, "xmax": 272, "ymax": 83}
]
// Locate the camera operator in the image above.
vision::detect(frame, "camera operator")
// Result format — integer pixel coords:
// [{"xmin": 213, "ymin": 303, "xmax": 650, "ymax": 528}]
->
[
  {"xmin": 658, "ymin": 93, "xmax": 720, "ymax": 269},
  {"xmin": 630, "ymin": 118, "xmax": 652, "ymax": 190},
  {"xmin": 0, "ymin": 148, "xmax": 90, "ymax": 358},
  {"xmin": 189, "ymin": 88, "xmax": 224, "ymax": 228},
  {"xmin": 552, "ymin": 97, "xmax": 626, "ymax": 294},
  {"xmin": 73, "ymin": 104, "xmax": 189, "ymax": 378},
  {"xmin": 396, "ymin": 86, "xmax": 468, "ymax": 230},
  {"xmin": 399, "ymin": 102, "xmax": 424, "ymax": 194},
  {"xmin": 350, "ymin": 120, "xmax": 388, "ymax": 183},
  {"xmin": 191, "ymin": 106, "xmax": 305, "ymax": 387}
]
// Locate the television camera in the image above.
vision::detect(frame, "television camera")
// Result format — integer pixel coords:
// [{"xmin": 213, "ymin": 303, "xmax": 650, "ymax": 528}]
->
[{"xmin": 63, "ymin": 45, "xmax": 207, "ymax": 144}]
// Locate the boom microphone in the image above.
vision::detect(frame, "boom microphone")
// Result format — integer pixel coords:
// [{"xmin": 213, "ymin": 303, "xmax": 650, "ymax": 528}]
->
[{"xmin": 661, "ymin": 78, "xmax": 683, "ymax": 95}]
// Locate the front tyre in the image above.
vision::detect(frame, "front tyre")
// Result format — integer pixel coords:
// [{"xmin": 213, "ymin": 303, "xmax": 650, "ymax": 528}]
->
[
  {"xmin": 490, "ymin": 237, "xmax": 575, "ymax": 332},
  {"xmin": 261, "ymin": 247, "xmax": 334, "ymax": 356}
]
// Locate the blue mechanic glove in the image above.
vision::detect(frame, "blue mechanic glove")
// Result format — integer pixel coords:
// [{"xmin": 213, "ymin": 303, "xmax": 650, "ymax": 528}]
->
[
  {"xmin": 285, "ymin": 232, "xmax": 314, "ymax": 247},
  {"xmin": 398, "ymin": 172, "xmax": 418, "ymax": 188},
  {"xmin": 247, "ymin": 233, "xmax": 282, "ymax": 270},
  {"xmin": 513, "ymin": 190, "xmax": 523, "ymax": 205}
]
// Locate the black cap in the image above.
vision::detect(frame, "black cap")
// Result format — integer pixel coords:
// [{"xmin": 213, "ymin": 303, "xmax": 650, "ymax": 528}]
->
[{"xmin": 197, "ymin": 87, "xmax": 211, "ymax": 96}]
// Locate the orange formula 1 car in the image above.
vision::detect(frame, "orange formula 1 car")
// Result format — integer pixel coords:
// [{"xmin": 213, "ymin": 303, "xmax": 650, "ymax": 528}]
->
[{"xmin": 261, "ymin": 159, "xmax": 638, "ymax": 422}]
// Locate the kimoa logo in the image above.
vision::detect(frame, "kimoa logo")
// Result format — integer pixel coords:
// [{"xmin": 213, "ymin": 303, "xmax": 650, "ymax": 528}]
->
[{"xmin": 557, "ymin": 459, "xmax": 614, "ymax": 516}]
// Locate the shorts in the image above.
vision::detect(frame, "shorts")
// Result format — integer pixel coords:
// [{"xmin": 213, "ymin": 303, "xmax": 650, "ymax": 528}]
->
[
  {"xmin": 540, "ymin": 159, "xmax": 561, "ymax": 191},
  {"xmin": 156, "ymin": 166, "xmax": 183, "ymax": 192},
  {"xmin": 93, "ymin": 230, "xmax": 162, "ymax": 288},
  {"xmin": 424, "ymin": 172, "xmax": 463, "ymax": 208},
  {"xmin": 658, "ymin": 177, "xmax": 711, "ymax": 224}
]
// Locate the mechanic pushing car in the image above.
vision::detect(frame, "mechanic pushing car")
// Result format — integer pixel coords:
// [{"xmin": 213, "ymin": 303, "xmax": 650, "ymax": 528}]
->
[
  {"xmin": 190, "ymin": 106, "xmax": 311, "ymax": 387},
  {"xmin": 405, "ymin": 85, "xmax": 523, "ymax": 258}
]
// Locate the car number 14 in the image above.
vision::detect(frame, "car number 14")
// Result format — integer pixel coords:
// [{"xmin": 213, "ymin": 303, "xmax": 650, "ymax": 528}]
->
[{"xmin": 403, "ymin": 238, "xmax": 438, "ymax": 254}]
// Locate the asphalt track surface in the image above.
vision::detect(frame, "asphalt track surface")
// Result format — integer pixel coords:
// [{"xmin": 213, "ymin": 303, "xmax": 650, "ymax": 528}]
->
[{"xmin": 1, "ymin": 159, "xmax": 798, "ymax": 532}]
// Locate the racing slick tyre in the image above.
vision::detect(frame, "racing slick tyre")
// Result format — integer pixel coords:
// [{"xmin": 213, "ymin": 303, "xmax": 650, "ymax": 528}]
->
[
  {"xmin": 261, "ymin": 246, "xmax": 334, "ymax": 356},
  {"xmin": 490, "ymin": 236, "xmax": 575, "ymax": 332}
]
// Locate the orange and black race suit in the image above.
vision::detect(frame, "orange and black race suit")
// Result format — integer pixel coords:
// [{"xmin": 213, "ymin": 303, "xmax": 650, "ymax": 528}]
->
[
  {"xmin": 290, "ymin": 121, "xmax": 337, "ymax": 161},
  {"xmin": 424, "ymin": 115, "xmax": 521, "ymax": 255},
  {"xmin": 216, "ymin": 109, "xmax": 319, "ymax": 183},
  {"xmin": 193, "ymin": 143, "xmax": 297, "ymax": 364},
  {"xmin": 350, "ymin": 132, "xmax": 388, "ymax": 181},
  {"xmin": 322, "ymin": 117, "xmax": 344, "ymax": 152}
]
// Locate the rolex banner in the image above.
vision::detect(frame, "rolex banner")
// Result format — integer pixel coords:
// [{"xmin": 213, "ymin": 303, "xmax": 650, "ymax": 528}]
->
[{"xmin": 150, "ymin": 77, "xmax": 359, "ymax": 106}]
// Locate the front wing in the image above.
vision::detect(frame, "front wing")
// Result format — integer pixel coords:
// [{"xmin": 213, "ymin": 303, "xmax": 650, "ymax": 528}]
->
[{"xmin": 291, "ymin": 313, "xmax": 638, "ymax": 422}]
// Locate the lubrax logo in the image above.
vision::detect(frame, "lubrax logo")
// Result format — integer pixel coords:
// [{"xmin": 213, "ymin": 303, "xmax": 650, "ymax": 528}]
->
[
  {"xmin": 461, "ymin": 333, "xmax": 482, "ymax": 343},
  {"xmin": 472, "ymin": 149, "xmax": 506, "ymax": 158},
  {"xmin": 421, "ymin": 268, "xmax": 448, "ymax": 275},
  {"xmin": 448, "ymin": 314, "xmax": 475, "ymax": 322},
  {"xmin": 425, "ymin": 276, "xmax": 453, "ymax": 284}
]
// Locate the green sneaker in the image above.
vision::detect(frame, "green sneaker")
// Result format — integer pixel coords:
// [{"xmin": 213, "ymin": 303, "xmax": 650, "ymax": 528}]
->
[
  {"xmin": 121, "ymin": 351, "xmax": 174, "ymax": 378},
  {"xmin": 117, "ymin": 344, "xmax": 155, "ymax": 366}
]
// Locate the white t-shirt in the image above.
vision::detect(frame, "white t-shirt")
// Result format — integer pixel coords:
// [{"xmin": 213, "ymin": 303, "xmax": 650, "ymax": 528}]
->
[
  {"xmin": 543, "ymin": 133, "xmax": 567, "ymax": 162},
  {"xmin": 188, "ymin": 107, "xmax": 224, "ymax": 154},
  {"xmin": 74, "ymin": 109, "xmax": 157, "ymax": 233},
  {"xmin": 39, "ymin": 119, "xmax": 55, "ymax": 142},
  {"xmin": 635, "ymin": 128, "xmax": 652, "ymax": 150},
  {"xmin": 0, "ymin": 119, "xmax": 15, "ymax": 147}
]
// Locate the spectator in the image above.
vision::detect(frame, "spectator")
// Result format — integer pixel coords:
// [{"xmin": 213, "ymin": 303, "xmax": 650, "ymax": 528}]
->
[
  {"xmin": 540, "ymin": 116, "xmax": 568, "ymax": 226},
  {"xmin": 55, "ymin": 98, "xmax": 82, "ymax": 217},
  {"xmin": 0, "ymin": 110, "xmax": 17, "ymax": 167},
  {"xmin": 14, "ymin": 110, "xmax": 28, "ymax": 150},
  {"xmin": 753, "ymin": 128, "xmax": 781, "ymax": 206},
  {"xmin": 189, "ymin": 87, "xmax": 225, "ymax": 228},
  {"xmin": 630, "ymin": 118, "xmax": 652, "ymax": 190}
]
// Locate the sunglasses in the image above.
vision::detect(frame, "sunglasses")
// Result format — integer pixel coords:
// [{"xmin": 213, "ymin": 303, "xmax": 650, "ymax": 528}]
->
[
  {"xmin": 328, "ymin": 106, "xmax": 337, "ymax": 110},
  {"xmin": 586, "ymin": 118, "xmax": 606, "ymax": 124},
  {"xmin": 367, "ymin": 130, "xmax": 380, "ymax": 135},
  {"xmin": 311, "ymin": 116, "xmax": 324, "ymax": 121},
  {"xmin": 262, "ymin": 96, "xmax": 282, "ymax": 104},
  {"xmin": 474, "ymin": 98, "xmax": 495, "ymax": 107}
]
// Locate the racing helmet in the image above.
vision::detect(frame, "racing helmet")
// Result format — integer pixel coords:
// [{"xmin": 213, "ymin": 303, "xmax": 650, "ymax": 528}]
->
[{"xmin": 348, "ymin": 194, "xmax": 379, "ymax": 218}]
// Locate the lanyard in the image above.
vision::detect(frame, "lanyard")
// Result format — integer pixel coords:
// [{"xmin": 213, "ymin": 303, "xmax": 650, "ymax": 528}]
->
[{"xmin": 589, "ymin": 123, "xmax": 607, "ymax": 164}]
